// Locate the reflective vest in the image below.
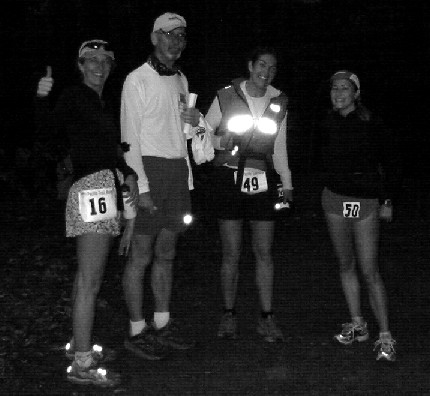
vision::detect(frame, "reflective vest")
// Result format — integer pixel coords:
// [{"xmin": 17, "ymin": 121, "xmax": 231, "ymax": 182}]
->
[{"xmin": 215, "ymin": 80, "xmax": 288, "ymax": 167}]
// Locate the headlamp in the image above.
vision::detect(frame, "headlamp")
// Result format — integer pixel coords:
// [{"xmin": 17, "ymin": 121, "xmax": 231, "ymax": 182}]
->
[
  {"xmin": 269, "ymin": 103, "xmax": 281, "ymax": 113},
  {"xmin": 227, "ymin": 115, "xmax": 277, "ymax": 135},
  {"xmin": 257, "ymin": 117, "xmax": 277, "ymax": 135},
  {"xmin": 227, "ymin": 115, "xmax": 254, "ymax": 134},
  {"xmin": 183, "ymin": 214, "xmax": 193, "ymax": 225},
  {"xmin": 275, "ymin": 202, "xmax": 290, "ymax": 210}
]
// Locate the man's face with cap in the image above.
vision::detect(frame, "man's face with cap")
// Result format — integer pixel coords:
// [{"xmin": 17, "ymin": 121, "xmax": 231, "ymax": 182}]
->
[{"xmin": 151, "ymin": 27, "xmax": 187, "ymax": 67}]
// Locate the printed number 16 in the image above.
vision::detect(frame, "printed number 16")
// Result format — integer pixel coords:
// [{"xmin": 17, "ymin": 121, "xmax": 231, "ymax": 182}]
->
[{"xmin": 89, "ymin": 197, "xmax": 107, "ymax": 215}]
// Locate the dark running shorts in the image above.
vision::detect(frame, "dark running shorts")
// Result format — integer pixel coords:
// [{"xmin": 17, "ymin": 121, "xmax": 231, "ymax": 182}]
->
[
  {"xmin": 134, "ymin": 156, "xmax": 191, "ymax": 235},
  {"xmin": 321, "ymin": 187, "xmax": 379, "ymax": 220},
  {"xmin": 212, "ymin": 166, "xmax": 278, "ymax": 221}
]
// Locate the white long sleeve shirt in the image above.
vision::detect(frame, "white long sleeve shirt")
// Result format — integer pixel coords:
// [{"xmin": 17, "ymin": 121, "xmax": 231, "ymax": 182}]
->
[{"xmin": 121, "ymin": 62, "xmax": 192, "ymax": 193}]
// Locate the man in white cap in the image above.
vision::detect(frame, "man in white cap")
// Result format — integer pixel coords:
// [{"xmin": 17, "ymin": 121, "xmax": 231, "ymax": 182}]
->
[{"xmin": 120, "ymin": 12, "xmax": 200, "ymax": 360}]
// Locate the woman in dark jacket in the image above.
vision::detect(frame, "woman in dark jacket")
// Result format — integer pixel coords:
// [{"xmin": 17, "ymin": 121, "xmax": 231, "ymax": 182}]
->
[
  {"xmin": 36, "ymin": 40, "xmax": 137, "ymax": 386},
  {"xmin": 320, "ymin": 70, "xmax": 397, "ymax": 362}
]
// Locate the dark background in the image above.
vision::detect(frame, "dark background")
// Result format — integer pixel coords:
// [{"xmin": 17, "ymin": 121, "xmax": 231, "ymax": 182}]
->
[
  {"xmin": 1, "ymin": 0, "xmax": 429, "ymax": 176},
  {"xmin": 1, "ymin": 3, "xmax": 430, "ymax": 393}
]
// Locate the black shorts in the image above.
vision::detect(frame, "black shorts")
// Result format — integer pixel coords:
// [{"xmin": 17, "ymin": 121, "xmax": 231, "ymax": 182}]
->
[
  {"xmin": 134, "ymin": 157, "xmax": 191, "ymax": 235},
  {"xmin": 212, "ymin": 166, "xmax": 278, "ymax": 221}
]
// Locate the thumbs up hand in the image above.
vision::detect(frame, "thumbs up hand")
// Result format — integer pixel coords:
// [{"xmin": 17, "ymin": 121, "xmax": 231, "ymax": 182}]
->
[{"xmin": 37, "ymin": 66, "xmax": 54, "ymax": 97}]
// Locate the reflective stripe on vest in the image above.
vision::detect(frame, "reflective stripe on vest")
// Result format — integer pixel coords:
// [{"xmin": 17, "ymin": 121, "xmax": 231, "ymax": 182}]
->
[{"xmin": 216, "ymin": 85, "xmax": 288, "ymax": 157}]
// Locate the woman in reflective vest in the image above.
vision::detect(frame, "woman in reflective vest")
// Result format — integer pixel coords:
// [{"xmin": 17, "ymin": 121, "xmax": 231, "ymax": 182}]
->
[{"xmin": 205, "ymin": 46, "xmax": 293, "ymax": 342}]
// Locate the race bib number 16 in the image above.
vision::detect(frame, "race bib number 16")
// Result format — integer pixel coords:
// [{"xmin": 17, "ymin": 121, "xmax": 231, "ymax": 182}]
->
[
  {"xmin": 343, "ymin": 202, "xmax": 360, "ymax": 218},
  {"xmin": 78, "ymin": 188, "xmax": 117, "ymax": 223}
]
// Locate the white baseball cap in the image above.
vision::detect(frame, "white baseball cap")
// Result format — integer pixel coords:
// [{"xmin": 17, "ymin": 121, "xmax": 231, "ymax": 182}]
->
[{"xmin": 153, "ymin": 12, "xmax": 186, "ymax": 32}]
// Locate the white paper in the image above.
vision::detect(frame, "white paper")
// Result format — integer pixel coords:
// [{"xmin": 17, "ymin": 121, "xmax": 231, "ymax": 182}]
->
[{"xmin": 183, "ymin": 93, "xmax": 198, "ymax": 135}]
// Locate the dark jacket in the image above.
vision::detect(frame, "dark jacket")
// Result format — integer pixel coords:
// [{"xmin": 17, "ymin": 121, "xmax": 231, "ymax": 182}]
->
[
  {"xmin": 35, "ymin": 83, "xmax": 136, "ymax": 209},
  {"xmin": 319, "ymin": 109, "xmax": 399, "ymax": 202},
  {"xmin": 36, "ymin": 83, "xmax": 135, "ymax": 182}
]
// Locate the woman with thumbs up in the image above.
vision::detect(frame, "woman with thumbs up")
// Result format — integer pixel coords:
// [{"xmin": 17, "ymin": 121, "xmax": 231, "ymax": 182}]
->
[{"xmin": 35, "ymin": 40, "xmax": 138, "ymax": 387}]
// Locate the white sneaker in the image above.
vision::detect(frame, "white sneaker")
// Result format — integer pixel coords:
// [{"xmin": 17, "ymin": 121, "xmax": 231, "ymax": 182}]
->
[
  {"xmin": 374, "ymin": 337, "xmax": 396, "ymax": 362},
  {"xmin": 334, "ymin": 322, "xmax": 369, "ymax": 345}
]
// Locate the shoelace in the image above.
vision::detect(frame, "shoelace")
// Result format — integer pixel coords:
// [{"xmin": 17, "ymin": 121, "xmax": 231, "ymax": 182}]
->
[
  {"xmin": 342, "ymin": 322, "xmax": 365, "ymax": 334},
  {"xmin": 341, "ymin": 323, "xmax": 355, "ymax": 336},
  {"xmin": 373, "ymin": 338, "xmax": 396, "ymax": 352}
]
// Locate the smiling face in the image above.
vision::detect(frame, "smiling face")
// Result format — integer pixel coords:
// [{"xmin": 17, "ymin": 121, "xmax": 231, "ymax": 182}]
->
[
  {"xmin": 247, "ymin": 53, "xmax": 277, "ymax": 97},
  {"xmin": 330, "ymin": 78, "xmax": 359, "ymax": 116},
  {"xmin": 78, "ymin": 53, "xmax": 113, "ymax": 95},
  {"xmin": 151, "ymin": 27, "xmax": 187, "ymax": 68}
]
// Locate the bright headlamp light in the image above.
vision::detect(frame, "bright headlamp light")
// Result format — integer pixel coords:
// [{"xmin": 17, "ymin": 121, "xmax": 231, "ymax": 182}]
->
[
  {"xmin": 257, "ymin": 117, "xmax": 277, "ymax": 135},
  {"xmin": 269, "ymin": 103, "xmax": 281, "ymax": 113},
  {"xmin": 183, "ymin": 214, "xmax": 193, "ymax": 225},
  {"xmin": 227, "ymin": 115, "xmax": 254, "ymax": 134}
]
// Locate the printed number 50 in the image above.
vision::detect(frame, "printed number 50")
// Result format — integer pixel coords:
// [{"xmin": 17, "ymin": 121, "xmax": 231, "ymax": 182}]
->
[{"xmin": 344, "ymin": 203, "xmax": 359, "ymax": 218}]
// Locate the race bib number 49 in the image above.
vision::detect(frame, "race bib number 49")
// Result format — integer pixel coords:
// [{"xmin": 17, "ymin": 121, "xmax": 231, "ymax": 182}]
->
[
  {"xmin": 78, "ymin": 188, "xmax": 117, "ymax": 223},
  {"xmin": 234, "ymin": 169, "xmax": 268, "ymax": 194},
  {"xmin": 343, "ymin": 202, "xmax": 360, "ymax": 218}
]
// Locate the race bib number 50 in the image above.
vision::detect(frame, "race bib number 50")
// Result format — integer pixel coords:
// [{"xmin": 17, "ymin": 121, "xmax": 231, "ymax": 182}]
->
[
  {"xmin": 343, "ymin": 202, "xmax": 360, "ymax": 218},
  {"xmin": 78, "ymin": 188, "xmax": 117, "ymax": 223},
  {"xmin": 234, "ymin": 169, "xmax": 268, "ymax": 194}
]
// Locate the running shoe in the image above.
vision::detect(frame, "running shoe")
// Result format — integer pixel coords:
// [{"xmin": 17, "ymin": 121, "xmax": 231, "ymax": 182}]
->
[
  {"xmin": 124, "ymin": 327, "xmax": 170, "ymax": 360},
  {"xmin": 374, "ymin": 336, "xmax": 397, "ymax": 362},
  {"xmin": 152, "ymin": 319, "xmax": 196, "ymax": 350},
  {"xmin": 66, "ymin": 360, "xmax": 121, "ymax": 387},
  {"xmin": 217, "ymin": 312, "xmax": 238, "ymax": 340},
  {"xmin": 65, "ymin": 342, "xmax": 117, "ymax": 363},
  {"xmin": 334, "ymin": 322, "xmax": 369, "ymax": 345},
  {"xmin": 257, "ymin": 315, "xmax": 284, "ymax": 343}
]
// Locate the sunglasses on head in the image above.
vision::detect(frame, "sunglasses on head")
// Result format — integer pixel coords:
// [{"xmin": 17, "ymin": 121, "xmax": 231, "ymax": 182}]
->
[{"xmin": 79, "ymin": 40, "xmax": 111, "ymax": 55}]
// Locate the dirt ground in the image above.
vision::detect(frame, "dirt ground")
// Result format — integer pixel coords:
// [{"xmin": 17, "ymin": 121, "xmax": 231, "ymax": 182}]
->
[{"xmin": 1, "ymin": 173, "xmax": 430, "ymax": 395}]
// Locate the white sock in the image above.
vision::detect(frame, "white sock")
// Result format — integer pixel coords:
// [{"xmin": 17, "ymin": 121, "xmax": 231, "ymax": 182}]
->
[
  {"xmin": 130, "ymin": 319, "xmax": 147, "ymax": 337},
  {"xmin": 154, "ymin": 312, "xmax": 170, "ymax": 329},
  {"xmin": 75, "ymin": 350, "xmax": 93, "ymax": 368},
  {"xmin": 379, "ymin": 331, "xmax": 392, "ymax": 340}
]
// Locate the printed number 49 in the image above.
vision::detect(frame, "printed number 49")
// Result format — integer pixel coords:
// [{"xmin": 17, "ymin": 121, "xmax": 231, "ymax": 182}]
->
[
  {"xmin": 243, "ymin": 177, "xmax": 259, "ymax": 192},
  {"xmin": 89, "ymin": 197, "xmax": 107, "ymax": 215}
]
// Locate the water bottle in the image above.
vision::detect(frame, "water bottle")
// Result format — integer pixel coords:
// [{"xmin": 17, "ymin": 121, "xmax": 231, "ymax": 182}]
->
[
  {"xmin": 121, "ymin": 184, "xmax": 137, "ymax": 219},
  {"xmin": 274, "ymin": 183, "xmax": 290, "ymax": 211}
]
